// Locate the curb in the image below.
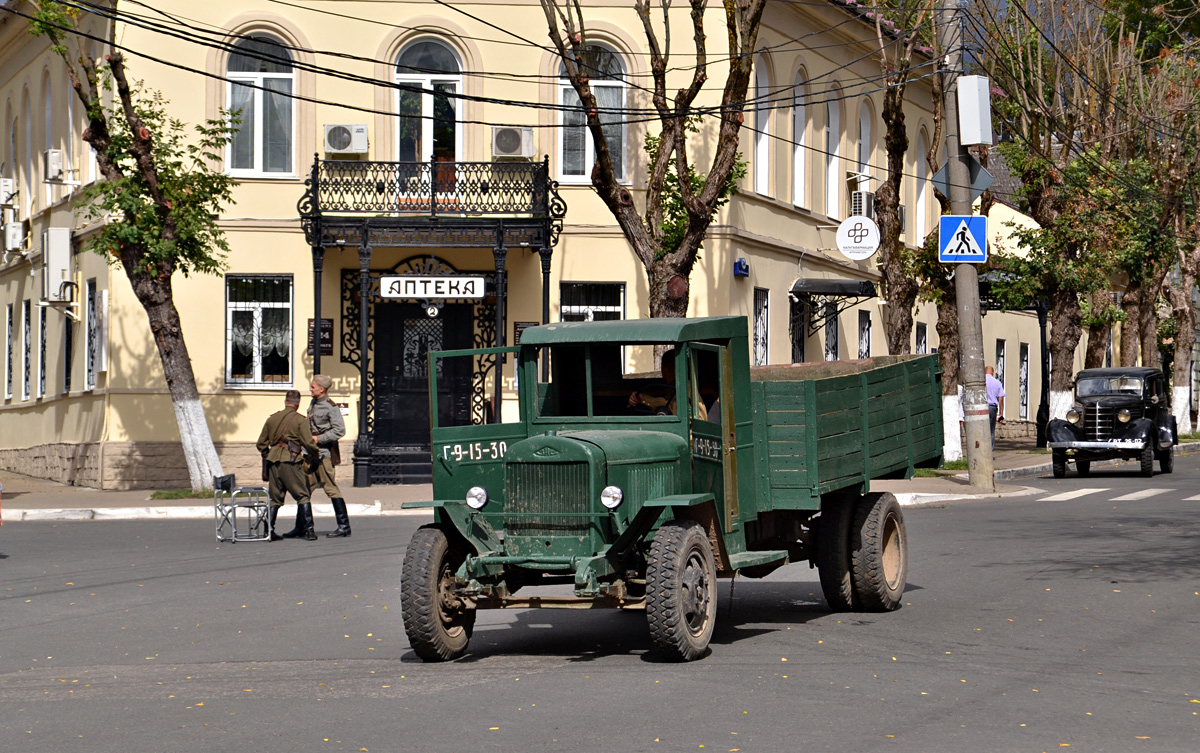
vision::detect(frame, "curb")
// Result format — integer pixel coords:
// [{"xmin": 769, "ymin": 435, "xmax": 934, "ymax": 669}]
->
[{"xmin": 2, "ymin": 501, "xmax": 431, "ymax": 522}]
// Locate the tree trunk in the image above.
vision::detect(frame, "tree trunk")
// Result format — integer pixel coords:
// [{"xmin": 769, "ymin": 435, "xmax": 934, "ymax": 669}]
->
[
  {"xmin": 1048, "ymin": 288, "xmax": 1084, "ymax": 419},
  {"xmin": 1164, "ymin": 240, "xmax": 1199, "ymax": 434},
  {"xmin": 1139, "ymin": 289, "xmax": 1159, "ymax": 369},
  {"xmin": 1083, "ymin": 290, "xmax": 1110, "ymax": 369},
  {"xmin": 877, "ymin": 87, "xmax": 918, "ymax": 355},
  {"xmin": 936, "ymin": 291, "xmax": 962, "ymax": 461},
  {"xmin": 1119, "ymin": 286, "xmax": 1141, "ymax": 366},
  {"xmin": 129, "ymin": 271, "xmax": 224, "ymax": 490}
]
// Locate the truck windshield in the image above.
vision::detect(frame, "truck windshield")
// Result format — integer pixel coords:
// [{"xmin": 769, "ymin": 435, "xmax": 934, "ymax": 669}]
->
[
  {"xmin": 1076, "ymin": 376, "xmax": 1143, "ymax": 398},
  {"xmin": 532, "ymin": 343, "xmax": 681, "ymax": 419}
]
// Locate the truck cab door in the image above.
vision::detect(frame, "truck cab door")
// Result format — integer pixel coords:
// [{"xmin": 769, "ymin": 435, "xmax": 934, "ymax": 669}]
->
[{"xmin": 689, "ymin": 343, "xmax": 739, "ymax": 533}]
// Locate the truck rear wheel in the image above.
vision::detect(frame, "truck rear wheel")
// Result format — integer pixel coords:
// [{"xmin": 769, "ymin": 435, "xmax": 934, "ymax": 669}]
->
[
  {"xmin": 816, "ymin": 497, "xmax": 856, "ymax": 612},
  {"xmin": 646, "ymin": 521, "xmax": 717, "ymax": 662},
  {"xmin": 1052, "ymin": 450, "xmax": 1066, "ymax": 479},
  {"xmin": 1158, "ymin": 446, "xmax": 1173, "ymax": 474},
  {"xmin": 1140, "ymin": 445, "xmax": 1155, "ymax": 477},
  {"xmin": 401, "ymin": 525, "xmax": 475, "ymax": 662},
  {"xmin": 850, "ymin": 493, "xmax": 908, "ymax": 612}
]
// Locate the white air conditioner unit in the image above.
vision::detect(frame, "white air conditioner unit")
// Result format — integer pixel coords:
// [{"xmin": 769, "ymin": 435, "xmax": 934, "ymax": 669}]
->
[
  {"xmin": 3, "ymin": 221, "xmax": 23, "ymax": 253},
  {"xmin": 492, "ymin": 126, "xmax": 535, "ymax": 159},
  {"xmin": 44, "ymin": 149, "xmax": 65, "ymax": 182},
  {"xmin": 323, "ymin": 124, "xmax": 369, "ymax": 155},
  {"xmin": 42, "ymin": 228, "xmax": 73, "ymax": 302},
  {"xmin": 0, "ymin": 177, "xmax": 14, "ymax": 207},
  {"xmin": 851, "ymin": 190, "xmax": 875, "ymax": 219}
]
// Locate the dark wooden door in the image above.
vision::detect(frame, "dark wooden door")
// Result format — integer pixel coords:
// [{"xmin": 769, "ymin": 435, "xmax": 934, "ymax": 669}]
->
[{"xmin": 374, "ymin": 302, "xmax": 474, "ymax": 448}]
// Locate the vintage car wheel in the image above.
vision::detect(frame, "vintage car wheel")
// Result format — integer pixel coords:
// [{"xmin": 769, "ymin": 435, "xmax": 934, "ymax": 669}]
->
[
  {"xmin": 850, "ymin": 492, "xmax": 908, "ymax": 612},
  {"xmin": 401, "ymin": 525, "xmax": 475, "ymax": 662},
  {"xmin": 815, "ymin": 495, "xmax": 857, "ymax": 612},
  {"xmin": 1139, "ymin": 444, "xmax": 1155, "ymax": 477},
  {"xmin": 646, "ymin": 521, "xmax": 717, "ymax": 662},
  {"xmin": 1076, "ymin": 459, "xmax": 1091, "ymax": 477},
  {"xmin": 1158, "ymin": 446, "xmax": 1174, "ymax": 474},
  {"xmin": 1052, "ymin": 450, "xmax": 1067, "ymax": 479}
]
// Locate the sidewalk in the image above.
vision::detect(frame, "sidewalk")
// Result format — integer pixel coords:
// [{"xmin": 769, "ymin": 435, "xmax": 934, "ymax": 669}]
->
[{"xmin": 2, "ymin": 436, "xmax": 1192, "ymax": 522}]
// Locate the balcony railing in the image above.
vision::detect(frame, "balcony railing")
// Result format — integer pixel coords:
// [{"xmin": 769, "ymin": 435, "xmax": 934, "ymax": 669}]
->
[{"xmin": 305, "ymin": 157, "xmax": 559, "ymax": 217}]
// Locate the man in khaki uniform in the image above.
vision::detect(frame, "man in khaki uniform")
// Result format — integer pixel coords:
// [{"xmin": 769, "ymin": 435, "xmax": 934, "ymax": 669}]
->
[
  {"xmin": 256, "ymin": 390, "xmax": 320, "ymax": 541},
  {"xmin": 305, "ymin": 374, "xmax": 351, "ymax": 538}
]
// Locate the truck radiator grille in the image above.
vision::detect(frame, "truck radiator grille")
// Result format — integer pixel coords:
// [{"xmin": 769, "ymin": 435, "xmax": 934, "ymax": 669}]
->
[
  {"xmin": 505, "ymin": 462, "xmax": 590, "ymax": 535},
  {"xmin": 1083, "ymin": 405, "xmax": 1142, "ymax": 440}
]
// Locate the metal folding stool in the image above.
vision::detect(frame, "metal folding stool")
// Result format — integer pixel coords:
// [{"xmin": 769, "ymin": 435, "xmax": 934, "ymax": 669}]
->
[{"xmin": 214, "ymin": 473, "xmax": 272, "ymax": 543}]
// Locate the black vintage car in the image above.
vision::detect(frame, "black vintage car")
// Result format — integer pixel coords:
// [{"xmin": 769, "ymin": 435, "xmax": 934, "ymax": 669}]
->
[{"xmin": 1048, "ymin": 367, "xmax": 1178, "ymax": 478}]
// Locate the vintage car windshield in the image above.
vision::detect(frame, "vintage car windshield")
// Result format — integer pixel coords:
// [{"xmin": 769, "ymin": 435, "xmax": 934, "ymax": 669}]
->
[
  {"xmin": 532, "ymin": 342, "xmax": 682, "ymax": 420},
  {"xmin": 1075, "ymin": 376, "xmax": 1143, "ymax": 398}
]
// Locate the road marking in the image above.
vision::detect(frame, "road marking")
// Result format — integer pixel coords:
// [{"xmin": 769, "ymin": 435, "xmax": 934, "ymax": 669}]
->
[
  {"xmin": 1111, "ymin": 488, "xmax": 1172, "ymax": 502},
  {"xmin": 1183, "ymin": 494, "xmax": 1200, "ymax": 502},
  {"xmin": 1041, "ymin": 488, "xmax": 1109, "ymax": 502}
]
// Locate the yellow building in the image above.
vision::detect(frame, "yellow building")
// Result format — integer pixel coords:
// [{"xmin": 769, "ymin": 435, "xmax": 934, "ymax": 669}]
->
[{"xmin": 0, "ymin": 0, "xmax": 1059, "ymax": 487}]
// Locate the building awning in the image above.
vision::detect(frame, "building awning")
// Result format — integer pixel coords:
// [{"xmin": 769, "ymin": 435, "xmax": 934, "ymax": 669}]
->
[
  {"xmin": 789, "ymin": 278, "xmax": 877, "ymax": 298},
  {"xmin": 789, "ymin": 277, "xmax": 878, "ymax": 337}
]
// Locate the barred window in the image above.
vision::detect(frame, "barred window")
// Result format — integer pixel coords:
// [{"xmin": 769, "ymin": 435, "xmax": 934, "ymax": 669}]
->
[
  {"xmin": 753, "ymin": 288, "xmax": 769, "ymax": 366},
  {"xmin": 63, "ymin": 316, "xmax": 73, "ymax": 393},
  {"xmin": 226, "ymin": 275, "xmax": 292, "ymax": 386},
  {"xmin": 37, "ymin": 304, "xmax": 46, "ymax": 398},
  {"xmin": 85, "ymin": 279, "xmax": 97, "ymax": 390},
  {"xmin": 560, "ymin": 282, "xmax": 624, "ymax": 322},
  {"xmin": 22, "ymin": 299, "xmax": 31, "ymax": 400},
  {"xmin": 824, "ymin": 302, "xmax": 839, "ymax": 361},
  {"xmin": 858, "ymin": 310, "xmax": 871, "ymax": 359},
  {"xmin": 915, "ymin": 322, "xmax": 928, "ymax": 355},
  {"xmin": 4, "ymin": 303, "xmax": 12, "ymax": 398}
]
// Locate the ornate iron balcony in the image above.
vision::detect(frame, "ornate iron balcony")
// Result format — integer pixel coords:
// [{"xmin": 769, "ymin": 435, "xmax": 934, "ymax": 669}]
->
[{"xmin": 300, "ymin": 156, "xmax": 564, "ymax": 218}]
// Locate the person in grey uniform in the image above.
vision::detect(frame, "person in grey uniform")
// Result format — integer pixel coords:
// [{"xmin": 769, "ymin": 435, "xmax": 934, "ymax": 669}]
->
[{"xmin": 306, "ymin": 373, "xmax": 351, "ymax": 538}]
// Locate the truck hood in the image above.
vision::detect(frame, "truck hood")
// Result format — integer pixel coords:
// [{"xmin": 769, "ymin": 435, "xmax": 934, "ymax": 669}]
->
[{"xmin": 504, "ymin": 430, "xmax": 688, "ymax": 466}]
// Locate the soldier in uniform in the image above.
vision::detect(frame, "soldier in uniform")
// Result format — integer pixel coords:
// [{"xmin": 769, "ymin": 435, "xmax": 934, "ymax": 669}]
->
[
  {"xmin": 306, "ymin": 373, "xmax": 351, "ymax": 538},
  {"xmin": 256, "ymin": 390, "xmax": 320, "ymax": 541}
]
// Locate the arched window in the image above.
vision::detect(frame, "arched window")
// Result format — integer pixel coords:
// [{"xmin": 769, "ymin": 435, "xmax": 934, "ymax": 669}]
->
[
  {"xmin": 792, "ymin": 74, "xmax": 806, "ymax": 208},
  {"xmin": 559, "ymin": 44, "xmax": 626, "ymax": 182},
  {"xmin": 824, "ymin": 101, "xmax": 840, "ymax": 219},
  {"xmin": 396, "ymin": 39, "xmax": 462, "ymax": 165},
  {"xmin": 22, "ymin": 91, "xmax": 33, "ymax": 216},
  {"xmin": 915, "ymin": 131, "xmax": 928, "ymax": 243},
  {"xmin": 857, "ymin": 102, "xmax": 872, "ymax": 181},
  {"xmin": 754, "ymin": 62, "xmax": 769, "ymax": 195},
  {"xmin": 227, "ymin": 35, "xmax": 294, "ymax": 175},
  {"xmin": 44, "ymin": 73, "xmax": 54, "ymax": 204}
]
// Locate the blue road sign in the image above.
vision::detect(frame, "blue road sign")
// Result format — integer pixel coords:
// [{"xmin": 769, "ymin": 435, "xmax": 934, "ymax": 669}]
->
[{"xmin": 939, "ymin": 215, "xmax": 987, "ymax": 263}]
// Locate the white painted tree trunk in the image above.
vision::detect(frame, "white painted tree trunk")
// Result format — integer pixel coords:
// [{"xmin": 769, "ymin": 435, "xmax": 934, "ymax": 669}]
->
[
  {"xmin": 1050, "ymin": 390, "xmax": 1073, "ymax": 420},
  {"xmin": 173, "ymin": 396, "xmax": 224, "ymax": 491},
  {"xmin": 1174, "ymin": 385, "xmax": 1192, "ymax": 435},
  {"xmin": 942, "ymin": 394, "xmax": 963, "ymax": 462}
]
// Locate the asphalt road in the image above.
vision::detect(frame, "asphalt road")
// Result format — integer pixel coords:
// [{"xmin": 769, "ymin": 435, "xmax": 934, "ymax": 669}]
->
[{"xmin": 3, "ymin": 451, "xmax": 1199, "ymax": 752}]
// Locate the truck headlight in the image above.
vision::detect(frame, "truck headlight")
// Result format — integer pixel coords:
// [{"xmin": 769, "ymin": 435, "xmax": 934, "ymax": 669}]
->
[
  {"xmin": 1066, "ymin": 409, "xmax": 1081, "ymax": 425},
  {"xmin": 1117, "ymin": 408, "xmax": 1132, "ymax": 423},
  {"xmin": 600, "ymin": 485, "xmax": 624, "ymax": 510},
  {"xmin": 465, "ymin": 486, "xmax": 489, "ymax": 510}
]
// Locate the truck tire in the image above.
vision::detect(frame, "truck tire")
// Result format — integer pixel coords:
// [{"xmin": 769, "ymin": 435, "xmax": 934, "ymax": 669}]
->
[
  {"xmin": 646, "ymin": 521, "xmax": 717, "ymax": 662},
  {"xmin": 1158, "ymin": 446, "xmax": 1174, "ymax": 474},
  {"xmin": 1140, "ymin": 444, "xmax": 1155, "ymax": 477},
  {"xmin": 1076, "ymin": 459, "xmax": 1090, "ymax": 477},
  {"xmin": 1052, "ymin": 450, "xmax": 1066, "ymax": 479},
  {"xmin": 401, "ymin": 525, "xmax": 475, "ymax": 662},
  {"xmin": 815, "ymin": 497, "xmax": 856, "ymax": 612},
  {"xmin": 850, "ymin": 492, "xmax": 908, "ymax": 612}
]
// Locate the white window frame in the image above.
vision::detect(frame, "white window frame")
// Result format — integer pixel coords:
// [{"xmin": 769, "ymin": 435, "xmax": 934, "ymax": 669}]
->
[
  {"xmin": 825, "ymin": 102, "xmax": 841, "ymax": 219},
  {"xmin": 792, "ymin": 75, "xmax": 806, "ymax": 208},
  {"xmin": 558, "ymin": 45, "xmax": 627, "ymax": 184},
  {"xmin": 226, "ymin": 36, "xmax": 296, "ymax": 178},
  {"xmin": 754, "ymin": 63, "xmax": 770, "ymax": 196},
  {"xmin": 225, "ymin": 275, "xmax": 294, "ymax": 388},
  {"xmin": 395, "ymin": 40, "xmax": 463, "ymax": 165},
  {"xmin": 857, "ymin": 102, "xmax": 872, "ymax": 181},
  {"xmin": 858, "ymin": 309, "xmax": 871, "ymax": 359},
  {"xmin": 4, "ymin": 302, "xmax": 12, "ymax": 399}
]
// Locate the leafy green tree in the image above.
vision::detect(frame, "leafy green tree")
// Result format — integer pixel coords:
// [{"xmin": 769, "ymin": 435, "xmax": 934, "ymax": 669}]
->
[{"xmin": 30, "ymin": 2, "xmax": 237, "ymax": 490}]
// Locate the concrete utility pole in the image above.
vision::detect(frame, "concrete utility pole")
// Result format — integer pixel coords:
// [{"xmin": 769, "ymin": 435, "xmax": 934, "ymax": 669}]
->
[{"xmin": 940, "ymin": 0, "xmax": 994, "ymax": 491}]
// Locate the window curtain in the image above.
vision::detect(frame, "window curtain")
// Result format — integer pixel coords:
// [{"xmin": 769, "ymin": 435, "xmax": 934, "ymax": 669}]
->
[
  {"xmin": 261, "ymin": 309, "xmax": 290, "ymax": 359},
  {"xmin": 230, "ymin": 82, "xmax": 255, "ymax": 170},
  {"xmin": 562, "ymin": 87, "xmax": 585, "ymax": 176},
  {"xmin": 263, "ymin": 79, "xmax": 292, "ymax": 173},
  {"xmin": 594, "ymin": 85, "xmax": 623, "ymax": 180}
]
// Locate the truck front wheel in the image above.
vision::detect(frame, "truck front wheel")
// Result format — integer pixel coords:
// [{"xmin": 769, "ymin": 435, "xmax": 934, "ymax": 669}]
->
[
  {"xmin": 646, "ymin": 521, "xmax": 717, "ymax": 662},
  {"xmin": 850, "ymin": 493, "xmax": 908, "ymax": 612},
  {"xmin": 401, "ymin": 526, "xmax": 475, "ymax": 662}
]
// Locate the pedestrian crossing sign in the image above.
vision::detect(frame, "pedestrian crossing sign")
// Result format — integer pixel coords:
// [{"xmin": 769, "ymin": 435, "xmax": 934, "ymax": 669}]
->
[{"xmin": 939, "ymin": 215, "xmax": 987, "ymax": 263}]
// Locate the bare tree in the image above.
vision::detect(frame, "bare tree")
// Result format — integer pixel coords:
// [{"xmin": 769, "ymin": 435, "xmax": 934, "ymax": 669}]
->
[{"xmin": 539, "ymin": 0, "xmax": 763, "ymax": 318}]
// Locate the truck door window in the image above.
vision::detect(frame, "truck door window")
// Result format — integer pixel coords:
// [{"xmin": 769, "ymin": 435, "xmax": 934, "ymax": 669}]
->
[{"xmin": 689, "ymin": 345, "xmax": 722, "ymax": 424}]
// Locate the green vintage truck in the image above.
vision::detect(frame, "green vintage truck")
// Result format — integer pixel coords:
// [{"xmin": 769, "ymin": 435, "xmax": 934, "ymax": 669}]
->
[{"xmin": 400, "ymin": 316, "xmax": 943, "ymax": 661}]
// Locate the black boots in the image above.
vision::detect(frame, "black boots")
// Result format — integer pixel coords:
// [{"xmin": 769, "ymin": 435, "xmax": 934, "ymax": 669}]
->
[
  {"xmin": 326, "ymin": 498, "xmax": 352, "ymax": 538},
  {"xmin": 281, "ymin": 503, "xmax": 317, "ymax": 540},
  {"xmin": 268, "ymin": 506, "xmax": 283, "ymax": 541}
]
